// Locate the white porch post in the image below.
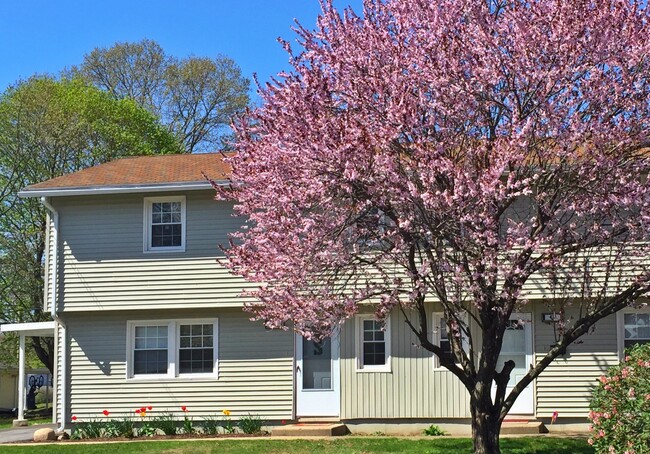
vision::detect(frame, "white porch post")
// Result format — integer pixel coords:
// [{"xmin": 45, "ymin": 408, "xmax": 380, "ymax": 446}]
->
[{"xmin": 16, "ymin": 334, "xmax": 26, "ymax": 425}]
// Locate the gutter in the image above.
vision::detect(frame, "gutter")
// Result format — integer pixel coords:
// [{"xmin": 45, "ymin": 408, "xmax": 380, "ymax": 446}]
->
[
  {"xmin": 40, "ymin": 197, "xmax": 67, "ymax": 434},
  {"xmin": 19, "ymin": 180, "xmax": 229, "ymax": 198}
]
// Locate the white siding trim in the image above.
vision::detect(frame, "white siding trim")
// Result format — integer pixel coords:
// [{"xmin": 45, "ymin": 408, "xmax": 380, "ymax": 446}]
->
[{"xmin": 355, "ymin": 314, "xmax": 391, "ymax": 373}]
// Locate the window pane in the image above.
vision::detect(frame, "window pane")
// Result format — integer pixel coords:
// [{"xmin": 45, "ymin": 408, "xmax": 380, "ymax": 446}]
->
[
  {"xmin": 178, "ymin": 324, "xmax": 215, "ymax": 374},
  {"xmin": 149, "ymin": 200, "xmax": 182, "ymax": 249},
  {"xmin": 361, "ymin": 319, "xmax": 387, "ymax": 366},
  {"xmin": 133, "ymin": 325, "xmax": 168, "ymax": 375}
]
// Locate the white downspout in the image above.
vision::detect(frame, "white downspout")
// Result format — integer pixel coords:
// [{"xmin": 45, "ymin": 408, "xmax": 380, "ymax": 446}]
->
[{"xmin": 40, "ymin": 197, "xmax": 67, "ymax": 433}]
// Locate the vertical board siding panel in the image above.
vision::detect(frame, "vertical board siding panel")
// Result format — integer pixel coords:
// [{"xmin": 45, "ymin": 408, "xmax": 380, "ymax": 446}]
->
[
  {"xmin": 533, "ymin": 303, "xmax": 619, "ymax": 418},
  {"xmin": 340, "ymin": 306, "xmax": 470, "ymax": 420},
  {"xmin": 65, "ymin": 309, "xmax": 293, "ymax": 420}
]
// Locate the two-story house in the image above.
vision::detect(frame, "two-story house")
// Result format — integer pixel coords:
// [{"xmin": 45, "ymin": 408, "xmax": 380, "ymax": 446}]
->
[{"xmin": 2, "ymin": 153, "xmax": 647, "ymax": 433}]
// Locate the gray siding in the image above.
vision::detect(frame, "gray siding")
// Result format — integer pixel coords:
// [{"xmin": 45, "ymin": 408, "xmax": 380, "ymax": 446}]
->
[
  {"xmin": 63, "ymin": 308, "xmax": 293, "ymax": 421},
  {"xmin": 54, "ymin": 191, "xmax": 256, "ymax": 312},
  {"xmin": 533, "ymin": 303, "xmax": 618, "ymax": 418},
  {"xmin": 340, "ymin": 306, "xmax": 471, "ymax": 419}
]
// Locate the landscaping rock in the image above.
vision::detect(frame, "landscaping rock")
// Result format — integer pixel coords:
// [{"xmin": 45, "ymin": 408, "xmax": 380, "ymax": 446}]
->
[
  {"xmin": 33, "ymin": 428, "xmax": 56, "ymax": 442},
  {"xmin": 57, "ymin": 431, "xmax": 70, "ymax": 441}
]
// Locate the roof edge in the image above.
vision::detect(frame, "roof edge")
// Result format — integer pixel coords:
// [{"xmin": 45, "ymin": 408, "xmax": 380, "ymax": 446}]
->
[{"xmin": 19, "ymin": 180, "xmax": 229, "ymax": 198}]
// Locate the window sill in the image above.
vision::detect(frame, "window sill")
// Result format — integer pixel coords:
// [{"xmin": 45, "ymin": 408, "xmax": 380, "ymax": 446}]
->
[
  {"xmin": 143, "ymin": 247, "xmax": 186, "ymax": 254},
  {"xmin": 356, "ymin": 366, "xmax": 392, "ymax": 373},
  {"xmin": 126, "ymin": 374, "xmax": 219, "ymax": 382}
]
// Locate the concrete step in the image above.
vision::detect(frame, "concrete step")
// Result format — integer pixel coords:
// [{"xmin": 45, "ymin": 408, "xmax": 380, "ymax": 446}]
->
[
  {"xmin": 501, "ymin": 420, "xmax": 548, "ymax": 434},
  {"xmin": 272, "ymin": 423, "xmax": 349, "ymax": 437}
]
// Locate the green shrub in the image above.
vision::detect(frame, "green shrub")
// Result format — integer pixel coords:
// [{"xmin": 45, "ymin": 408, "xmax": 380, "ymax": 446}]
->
[
  {"xmin": 423, "ymin": 424, "xmax": 447, "ymax": 436},
  {"xmin": 201, "ymin": 415, "xmax": 222, "ymax": 435},
  {"xmin": 153, "ymin": 412, "xmax": 178, "ymax": 435},
  {"xmin": 182, "ymin": 415, "xmax": 195, "ymax": 435},
  {"xmin": 221, "ymin": 409, "xmax": 235, "ymax": 434},
  {"xmin": 137, "ymin": 422, "xmax": 157, "ymax": 437},
  {"xmin": 238, "ymin": 413, "xmax": 264, "ymax": 434},
  {"xmin": 589, "ymin": 342, "xmax": 650, "ymax": 453},
  {"xmin": 71, "ymin": 420, "xmax": 104, "ymax": 439},
  {"xmin": 108, "ymin": 417, "xmax": 135, "ymax": 438}
]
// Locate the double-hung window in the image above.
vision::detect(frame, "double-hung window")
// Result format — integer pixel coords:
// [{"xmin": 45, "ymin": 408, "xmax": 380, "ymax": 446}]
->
[
  {"xmin": 144, "ymin": 196, "xmax": 186, "ymax": 252},
  {"xmin": 356, "ymin": 315, "xmax": 391, "ymax": 372},
  {"xmin": 432, "ymin": 312, "xmax": 468, "ymax": 369},
  {"xmin": 127, "ymin": 319, "xmax": 218, "ymax": 379}
]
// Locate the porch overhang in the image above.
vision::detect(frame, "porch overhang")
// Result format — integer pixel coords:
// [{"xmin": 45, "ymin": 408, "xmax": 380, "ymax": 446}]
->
[
  {"xmin": 0, "ymin": 321, "xmax": 55, "ymax": 337},
  {"xmin": 0, "ymin": 321, "xmax": 55, "ymax": 425}
]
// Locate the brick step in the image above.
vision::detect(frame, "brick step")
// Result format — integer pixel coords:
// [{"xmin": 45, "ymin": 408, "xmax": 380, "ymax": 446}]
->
[{"xmin": 501, "ymin": 420, "xmax": 548, "ymax": 434}]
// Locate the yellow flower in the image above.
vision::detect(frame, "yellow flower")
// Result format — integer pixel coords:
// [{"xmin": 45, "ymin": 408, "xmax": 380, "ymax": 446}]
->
[{"xmin": 222, "ymin": 409, "xmax": 231, "ymax": 416}]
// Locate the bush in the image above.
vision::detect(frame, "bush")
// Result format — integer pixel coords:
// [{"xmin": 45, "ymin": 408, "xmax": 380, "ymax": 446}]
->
[
  {"xmin": 71, "ymin": 420, "xmax": 103, "ymax": 439},
  {"xmin": 589, "ymin": 342, "xmax": 650, "ymax": 453},
  {"xmin": 238, "ymin": 413, "xmax": 264, "ymax": 434},
  {"xmin": 107, "ymin": 417, "xmax": 135, "ymax": 438},
  {"xmin": 153, "ymin": 412, "xmax": 178, "ymax": 435},
  {"xmin": 201, "ymin": 415, "xmax": 222, "ymax": 435},
  {"xmin": 423, "ymin": 424, "xmax": 447, "ymax": 436}
]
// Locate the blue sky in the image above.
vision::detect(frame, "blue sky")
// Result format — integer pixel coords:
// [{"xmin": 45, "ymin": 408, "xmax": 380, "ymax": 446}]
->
[{"xmin": 0, "ymin": 0, "xmax": 362, "ymax": 98}]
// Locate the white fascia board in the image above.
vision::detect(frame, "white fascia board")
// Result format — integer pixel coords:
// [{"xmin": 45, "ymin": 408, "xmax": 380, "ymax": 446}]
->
[
  {"xmin": 0, "ymin": 321, "xmax": 56, "ymax": 337},
  {"xmin": 18, "ymin": 180, "xmax": 230, "ymax": 198}
]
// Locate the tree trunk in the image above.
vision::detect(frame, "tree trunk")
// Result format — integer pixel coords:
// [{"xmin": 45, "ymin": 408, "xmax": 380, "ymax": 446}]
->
[
  {"xmin": 31, "ymin": 336, "xmax": 54, "ymax": 374},
  {"xmin": 471, "ymin": 391, "xmax": 503, "ymax": 454}
]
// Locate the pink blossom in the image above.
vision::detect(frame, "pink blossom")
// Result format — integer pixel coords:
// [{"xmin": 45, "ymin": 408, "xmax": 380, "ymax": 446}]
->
[{"xmin": 220, "ymin": 0, "xmax": 650, "ymax": 448}]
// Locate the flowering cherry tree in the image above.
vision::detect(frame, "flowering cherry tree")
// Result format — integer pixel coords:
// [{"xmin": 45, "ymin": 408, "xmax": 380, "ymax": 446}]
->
[{"xmin": 221, "ymin": 1, "xmax": 650, "ymax": 452}]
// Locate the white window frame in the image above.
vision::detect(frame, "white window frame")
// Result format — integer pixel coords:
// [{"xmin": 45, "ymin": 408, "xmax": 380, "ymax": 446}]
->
[
  {"xmin": 126, "ymin": 318, "xmax": 218, "ymax": 380},
  {"xmin": 616, "ymin": 307, "xmax": 650, "ymax": 359},
  {"xmin": 432, "ymin": 312, "xmax": 469, "ymax": 369},
  {"xmin": 355, "ymin": 314, "xmax": 391, "ymax": 372},
  {"xmin": 143, "ymin": 196, "xmax": 186, "ymax": 253}
]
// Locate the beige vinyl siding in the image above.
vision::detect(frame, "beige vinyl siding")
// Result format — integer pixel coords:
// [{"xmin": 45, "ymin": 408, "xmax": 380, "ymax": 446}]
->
[
  {"xmin": 0, "ymin": 371, "xmax": 17, "ymax": 409},
  {"xmin": 533, "ymin": 303, "xmax": 618, "ymax": 418},
  {"xmin": 340, "ymin": 307, "xmax": 471, "ymax": 419},
  {"xmin": 63, "ymin": 308, "xmax": 293, "ymax": 421},
  {"xmin": 54, "ymin": 191, "xmax": 255, "ymax": 312}
]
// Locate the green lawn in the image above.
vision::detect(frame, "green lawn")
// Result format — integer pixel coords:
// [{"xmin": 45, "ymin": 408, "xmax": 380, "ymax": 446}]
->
[
  {"xmin": 0, "ymin": 417, "xmax": 52, "ymax": 430},
  {"xmin": 0, "ymin": 437, "xmax": 594, "ymax": 453}
]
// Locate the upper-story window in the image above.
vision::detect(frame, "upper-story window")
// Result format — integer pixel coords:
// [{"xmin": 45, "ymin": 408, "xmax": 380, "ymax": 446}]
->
[{"xmin": 144, "ymin": 196, "xmax": 186, "ymax": 253}]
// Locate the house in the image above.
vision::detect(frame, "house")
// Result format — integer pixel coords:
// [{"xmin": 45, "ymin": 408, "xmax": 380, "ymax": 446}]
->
[{"xmin": 1, "ymin": 153, "xmax": 647, "ymax": 433}]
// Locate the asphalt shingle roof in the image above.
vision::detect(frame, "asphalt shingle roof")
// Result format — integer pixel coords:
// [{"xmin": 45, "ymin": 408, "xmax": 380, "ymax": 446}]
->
[{"xmin": 24, "ymin": 153, "xmax": 232, "ymax": 191}]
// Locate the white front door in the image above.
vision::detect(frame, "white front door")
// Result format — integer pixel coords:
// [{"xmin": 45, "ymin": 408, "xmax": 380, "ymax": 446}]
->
[
  {"xmin": 296, "ymin": 334, "xmax": 340, "ymax": 417},
  {"xmin": 494, "ymin": 312, "xmax": 534, "ymax": 415}
]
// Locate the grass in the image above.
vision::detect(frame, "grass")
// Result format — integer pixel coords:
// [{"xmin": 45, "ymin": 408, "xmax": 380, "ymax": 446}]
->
[
  {"xmin": 0, "ymin": 417, "xmax": 52, "ymax": 430},
  {"xmin": 0, "ymin": 436, "xmax": 594, "ymax": 453},
  {"xmin": 0, "ymin": 405, "xmax": 53, "ymax": 430}
]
